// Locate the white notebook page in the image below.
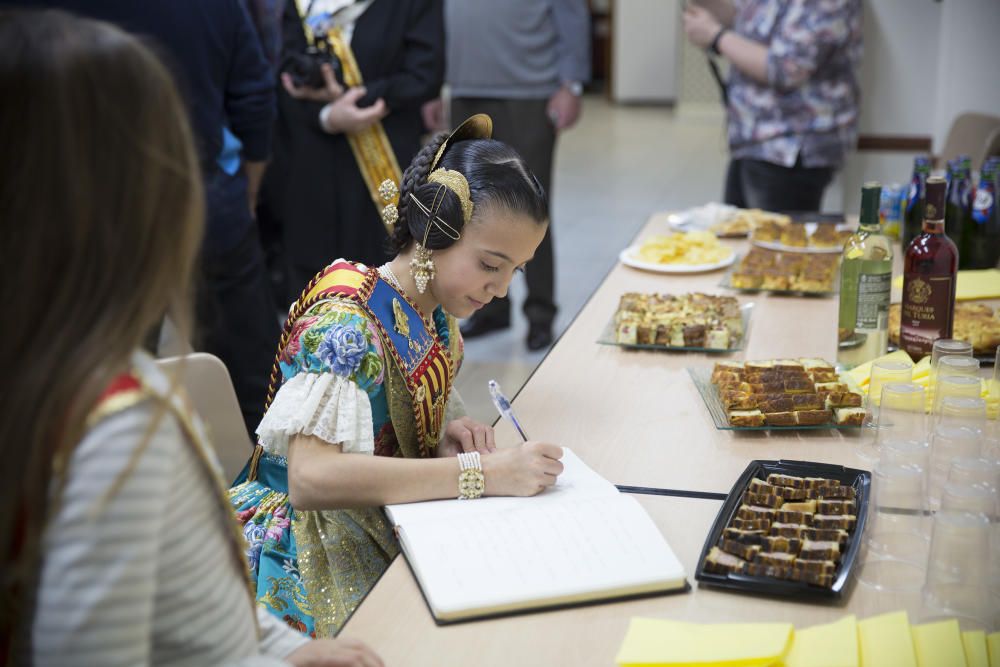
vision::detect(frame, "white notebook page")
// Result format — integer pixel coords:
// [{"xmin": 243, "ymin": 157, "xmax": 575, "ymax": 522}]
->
[{"xmin": 385, "ymin": 449, "xmax": 686, "ymax": 618}]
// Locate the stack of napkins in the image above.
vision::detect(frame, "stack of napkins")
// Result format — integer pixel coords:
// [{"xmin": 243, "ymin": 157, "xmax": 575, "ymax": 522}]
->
[
  {"xmin": 616, "ymin": 611, "xmax": 1000, "ymax": 666},
  {"xmin": 892, "ymin": 269, "xmax": 1000, "ymax": 301}
]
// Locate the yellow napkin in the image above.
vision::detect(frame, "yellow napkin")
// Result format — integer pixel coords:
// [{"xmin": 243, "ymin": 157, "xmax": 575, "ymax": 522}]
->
[
  {"xmin": 845, "ymin": 349, "xmax": 913, "ymax": 389},
  {"xmin": 893, "ymin": 269, "xmax": 1000, "ymax": 301},
  {"xmin": 783, "ymin": 616, "xmax": 858, "ymax": 667},
  {"xmin": 962, "ymin": 630, "xmax": 989, "ymax": 667},
  {"xmin": 988, "ymin": 632, "xmax": 1000, "ymax": 667},
  {"xmin": 615, "ymin": 617, "xmax": 793, "ymax": 667},
  {"xmin": 857, "ymin": 611, "xmax": 917, "ymax": 667},
  {"xmin": 911, "ymin": 619, "xmax": 967, "ymax": 667}
]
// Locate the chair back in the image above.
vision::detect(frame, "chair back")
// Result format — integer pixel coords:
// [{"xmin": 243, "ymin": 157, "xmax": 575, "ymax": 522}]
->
[
  {"xmin": 939, "ymin": 112, "xmax": 1000, "ymax": 170},
  {"xmin": 156, "ymin": 353, "xmax": 253, "ymax": 484}
]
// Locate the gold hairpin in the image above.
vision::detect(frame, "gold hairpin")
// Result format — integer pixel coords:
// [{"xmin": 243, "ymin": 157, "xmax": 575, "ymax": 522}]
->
[
  {"xmin": 427, "ymin": 168, "xmax": 473, "ymax": 224},
  {"xmin": 407, "ymin": 191, "xmax": 461, "ymax": 241}
]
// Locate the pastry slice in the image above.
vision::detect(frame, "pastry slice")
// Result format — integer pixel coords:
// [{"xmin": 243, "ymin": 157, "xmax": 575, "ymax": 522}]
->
[
  {"xmin": 799, "ymin": 539, "xmax": 841, "ymax": 562},
  {"xmin": 769, "ymin": 522, "xmax": 804, "ymax": 538},
  {"xmin": 817, "ymin": 485, "xmax": 856, "ymax": 500},
  {"xmin": 767, "ymin": 473, "xmax": 807, "ymax": 489},
  {"xmin": 811, "ymin": 514, "xmax": 856, "ymax": 530},
  {"xmin": 719, "ymin": 539, "xmax": 761, "ymax": 562},
  {"xmin": 704, "ymin": 546, "xmax": 747, "ymax": 575},
  {"xmin": 746, "ymin": 561, "xmax": 794, "ymax": 580},
  {"xmin": 764, "ymin": 411, "xmax": 798, "ymax": 427},
  {"xmin": 737, "ymin": 504, "xmax": 777, "ymax": 521},
  {"xmin": 774, "ymin": 508, "xmax": 813, "ymax": 525},
  {"xmin": 802, "ymin": 528, "xmax": 850, "ymax": 545},
  {"xmin": 781, "ymin": 500, "xmax": 818, "ymax": 513},
  {"xmin": 818, "ymin": 498, "xmax": 857, "ymax": 515},
  {"xmin": 794, "ymin": 409, "xmax": 833, "ymax": 426},
  {"xmin": 743, "ymin": 491, "xmax": 784, "ymax": 508},
  {"xmin": 762, "ymin": 535, "xmax": 802, "ymax": 554},
  {"xmin": 731, "ymin": 517, "xmax": 771, "ymax": 531},
  {"xmin": 834, "ymin": 407, "xmax": 866, "ymax": 426},
  {"xmin": 728, "ymin": 410, "xmax": 766, "ymax": 427},
  {"xmin": 722, "ymin": 527, "xmax": 767, "ymax": 545},
  {"xmin": 792, "ymin": 394, "xmax": 823, "ymax": 410}
]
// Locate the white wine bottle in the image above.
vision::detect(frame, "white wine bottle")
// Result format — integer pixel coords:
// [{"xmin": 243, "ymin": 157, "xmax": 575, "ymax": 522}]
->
[{"xmin": 838, "ymin": 182, "xmax": 893, "ymax": 369}]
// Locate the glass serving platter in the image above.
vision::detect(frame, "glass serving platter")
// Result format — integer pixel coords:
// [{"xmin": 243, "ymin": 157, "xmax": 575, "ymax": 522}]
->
[
  {"xmin": 687, "ymin": 367, "xmax": 865, "ymax": 431},
  {"xmin": 718, "ymin": 255, "xmax": 839, "ymax": 298},
  {"xmin": 597, "ymin": 302, "xmax": 753, "ymax": 353}
]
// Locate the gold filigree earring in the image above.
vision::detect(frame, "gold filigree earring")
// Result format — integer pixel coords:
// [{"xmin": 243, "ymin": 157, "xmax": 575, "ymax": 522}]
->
[{"xmin": 409, "ymin": 243, "xmax": 435, "ymax": 294}]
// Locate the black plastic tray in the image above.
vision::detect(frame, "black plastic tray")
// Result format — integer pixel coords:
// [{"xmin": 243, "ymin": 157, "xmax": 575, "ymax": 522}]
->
[{"xmin": 694, "ymin": 459, "xmax": 871, "ymax": 600}]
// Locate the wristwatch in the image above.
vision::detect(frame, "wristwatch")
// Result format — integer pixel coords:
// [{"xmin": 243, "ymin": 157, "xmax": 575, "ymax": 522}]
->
[
  {"xmin": 709, "ymin": 28, "xmax": 729, "ymax": 56},
  {"xmin": 457, "ymin": 451, "xmax": 485, "ymax": 499},
  {"xmin": 563, "ymin": 80, "xmax": 583, "ymax": 97}
]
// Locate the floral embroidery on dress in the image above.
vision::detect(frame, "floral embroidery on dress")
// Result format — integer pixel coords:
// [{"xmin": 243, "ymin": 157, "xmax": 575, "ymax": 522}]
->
[{"xmin": 318, "ymin": 324, "xmax": 368, "ymax": 376}]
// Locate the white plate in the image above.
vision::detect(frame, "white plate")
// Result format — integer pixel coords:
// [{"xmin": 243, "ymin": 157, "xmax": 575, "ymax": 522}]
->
[
  {"xmin": 667, "ymin": 203, "xmax": 739, "ymax": 231},
  {"xmin": 619, "ymin": 245, "xmax": 736, "ymax": 274},
  {"xmin": 751, "ymin": 222, "xmax": 848, "ymax": 254}
]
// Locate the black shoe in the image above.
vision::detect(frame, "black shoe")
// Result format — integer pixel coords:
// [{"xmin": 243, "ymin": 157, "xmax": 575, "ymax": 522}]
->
[
  {"xmin": 460, "ymin": 315, "xmax": 510, "ymax": 339},
  {"xmin": 526, "ymin": 322, "xmax": 553, "ymax": 351}
]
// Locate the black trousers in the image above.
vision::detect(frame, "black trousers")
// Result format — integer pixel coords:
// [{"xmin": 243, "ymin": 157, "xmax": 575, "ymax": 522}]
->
[
  {"xmin": 196, "ymin": 225, "xmax": 281, "ymax": 439},
  {"xmin": 724, "ymin": 157, "xmax": 834, "ymax": 212},
  {"xmin": 450, "ymin": 97, "xmax": 557, "ymax": 328}
]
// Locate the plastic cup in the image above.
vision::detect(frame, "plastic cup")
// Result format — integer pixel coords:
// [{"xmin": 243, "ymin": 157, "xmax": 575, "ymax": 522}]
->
[
  {"xmin": 922, "ymin": 510, "xmax": 992, "ymax": 626},
  {"xmin": 947, "ymin": 457, "xmax": 1000, "ymax": 493},
  {"xmin": 881, "ymin": 438, "xmax": 931, "ymax": 472},
  {"xmin": 929, "ymin": 424, "xmax": 983, "ymax": 508},
  {"xmin": 870, "ymin": 360, "xmax": 914, "ymax": 408},
  {"xmin": 876, "ymin": 383, "xmax": 928, "ymax": 442},
  {"xmin": 859, "ymin": 462, "xmax": 929, "ymax": 591},
  {"xmin": 935, "ymin": 376, "xmax": 983, "ymax": 415},
  {"xmin": 931, "ymin": 339, "xmax": 974, "ymax": 386},
  {"xmin": 941, "ymin": 480, "xmax": 998, "ymax": 517}
]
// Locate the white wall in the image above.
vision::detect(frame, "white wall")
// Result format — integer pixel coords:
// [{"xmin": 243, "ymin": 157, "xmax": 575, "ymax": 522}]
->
[
  {"xmin": 932, "ymin": 0, "xmax": 1000, "ymax": 153},
  {"xmin": 612, "ymin": 0, "xmax": 680, "ymax": 103}
]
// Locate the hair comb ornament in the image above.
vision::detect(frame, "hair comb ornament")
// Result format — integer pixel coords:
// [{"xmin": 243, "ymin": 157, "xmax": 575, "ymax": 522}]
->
[
  {"xmin": 379, "ymin": 178, "xmax": 399, "ymax": 230},
  {"xmin": 427, "ymin": 168, "xmax": 474, "ymax": 224},
  {"xmin": 430, "ymin": 113, "xmax": 493, "ymax": 171}
]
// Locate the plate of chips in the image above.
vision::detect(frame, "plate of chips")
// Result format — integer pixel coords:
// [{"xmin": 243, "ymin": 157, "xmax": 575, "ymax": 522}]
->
[{"xmin": 620, "ymin": 231, "xmax": 736, "ymax": 274}]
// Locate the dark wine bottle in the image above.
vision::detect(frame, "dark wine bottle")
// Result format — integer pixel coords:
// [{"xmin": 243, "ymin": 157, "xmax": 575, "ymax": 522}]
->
[{"xmin": 900, "ymin": 177, "xmax": 958, "ymax": 359}]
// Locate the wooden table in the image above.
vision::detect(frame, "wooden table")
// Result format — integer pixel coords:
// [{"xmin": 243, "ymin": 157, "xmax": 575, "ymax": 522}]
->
[{"xmin": 340, "ymin": 213, "xmax": 997, "ymax": 663}]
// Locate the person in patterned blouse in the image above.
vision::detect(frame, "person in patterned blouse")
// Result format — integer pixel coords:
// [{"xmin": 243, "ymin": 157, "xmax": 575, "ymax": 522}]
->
[
  {"xmin": 684, "ymin": 0, "xmax": 861, "ymax": 212},
  {"xmin": 229, "ymin": 115, "xmax": 567, "ymax": 638}
]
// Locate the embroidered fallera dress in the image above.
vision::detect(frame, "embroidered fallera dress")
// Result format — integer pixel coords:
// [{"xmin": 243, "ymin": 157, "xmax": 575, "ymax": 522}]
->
[{"xmin": 229, "ymin": 260, "xmax": 465, "ymax": 637}]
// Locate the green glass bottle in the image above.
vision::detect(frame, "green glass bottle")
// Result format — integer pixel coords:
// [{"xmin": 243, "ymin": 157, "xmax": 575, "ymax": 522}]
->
[{"xmin": 838, "ymin": 182, "xmax": 894, "ymax": 369}]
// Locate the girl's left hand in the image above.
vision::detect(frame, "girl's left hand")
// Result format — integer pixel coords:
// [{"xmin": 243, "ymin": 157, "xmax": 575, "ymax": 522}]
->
[{"xmin": 438, "ymin": 417, "xmax": 496, "ymax": 456}]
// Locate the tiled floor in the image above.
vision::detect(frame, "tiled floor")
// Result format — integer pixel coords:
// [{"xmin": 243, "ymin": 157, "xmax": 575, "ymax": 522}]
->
[{"xmin": 457, "ymin": 96, "xmax": 730, "ymax": 423}]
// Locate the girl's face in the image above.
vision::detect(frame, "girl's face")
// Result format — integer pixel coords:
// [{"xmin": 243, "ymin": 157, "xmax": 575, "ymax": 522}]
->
[{"xmin": 429, "ymin": 207, "xmax": 547, "ymax": 319}]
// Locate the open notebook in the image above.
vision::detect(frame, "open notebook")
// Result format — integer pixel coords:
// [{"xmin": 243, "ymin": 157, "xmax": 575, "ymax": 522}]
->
[{"xmin": 384, "ymin": 448, "xmax": 687, "ymax": 623}]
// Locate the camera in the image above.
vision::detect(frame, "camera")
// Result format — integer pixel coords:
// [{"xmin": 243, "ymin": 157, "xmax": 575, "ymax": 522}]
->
[{"xmin": 281, "ymin": 36, "xmax": 343, "ymax": 90}]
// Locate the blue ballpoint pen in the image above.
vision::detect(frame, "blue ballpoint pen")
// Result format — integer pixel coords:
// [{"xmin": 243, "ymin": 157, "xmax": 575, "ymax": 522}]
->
[{"xmin": 488, "ymin": 379, "xmax": 529, "ymax": 442}]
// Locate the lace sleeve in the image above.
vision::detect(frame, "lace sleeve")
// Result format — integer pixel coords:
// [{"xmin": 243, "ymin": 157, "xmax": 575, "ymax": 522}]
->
[{"xmin": 257, "ymin": 300, "xmax": 386, "ymax": 455}]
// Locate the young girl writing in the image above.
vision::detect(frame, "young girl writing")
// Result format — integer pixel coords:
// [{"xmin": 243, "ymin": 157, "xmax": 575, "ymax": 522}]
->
[{"xmin": 231, "ymin": 114, "xmax": 565, "ymax": 637}]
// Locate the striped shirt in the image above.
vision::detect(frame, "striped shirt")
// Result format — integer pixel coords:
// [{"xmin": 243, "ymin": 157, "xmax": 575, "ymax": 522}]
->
[{"xmin": 29, "ymin": 386, "xmax": 309, "ymax": 666}]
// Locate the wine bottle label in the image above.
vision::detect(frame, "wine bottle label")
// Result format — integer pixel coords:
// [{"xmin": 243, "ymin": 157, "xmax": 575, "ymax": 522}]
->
[
  {"xmin": 900, "ymin": 273, "xmax": 955, "ymax": 357},
  {"xmin": 972, "ymin": 188, "xmax": 994, "ymax": 223},
  {"xmin": 855, "ymin": 272, "xmax": 891, "ymax": 329}
]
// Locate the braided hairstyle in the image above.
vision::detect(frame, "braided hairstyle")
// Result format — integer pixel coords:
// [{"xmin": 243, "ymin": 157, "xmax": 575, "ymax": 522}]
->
[{"xmin": 388, "ymin": 131, "xmax": 548, "ymax": 253}]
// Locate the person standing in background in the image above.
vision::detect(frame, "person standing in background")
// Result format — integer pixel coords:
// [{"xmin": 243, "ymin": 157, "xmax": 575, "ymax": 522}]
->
[
  {"xmin": 10, "ymin": 0, "xmax": 284, "ymax": 441},
  {"xmin": 683, "ymin": 0, "xmax": 861, "ymax": 213},
  {"xmin": 425, "ymin": 0, "xmax": 590, "ymax": 351},
  {"xmin": 261, "ymin": 0, "xmax": 444, "ymax": 303}
]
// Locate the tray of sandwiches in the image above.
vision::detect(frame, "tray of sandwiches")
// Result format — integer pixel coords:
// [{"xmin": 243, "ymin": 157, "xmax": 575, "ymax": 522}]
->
[
  {"xmin": 695, "ymin": 460, "xmax": 870, "ymax": 599},
  {"xmin": 688, "ymin": 358, "xmax": 866, "ymax": 430},
  {"xmin": 720, "ymin": 248, "xmax": 839, "ymax": 296},
  {"xmin": 599, "ymin": 292, "xmax": 752, "ymax": 352},
  {"xmin": 888, "ymin": 302, "xmax": 1000, "ymax": 360},
  {"xmin": 751, "ymin": 221, "xmax": 852, "ymax": 254}
]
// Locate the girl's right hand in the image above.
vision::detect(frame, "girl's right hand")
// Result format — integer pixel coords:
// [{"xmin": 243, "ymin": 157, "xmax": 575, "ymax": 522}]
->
[{"xmin": 481, "ymin": 442, "xmax": 564, "ymax": 497}]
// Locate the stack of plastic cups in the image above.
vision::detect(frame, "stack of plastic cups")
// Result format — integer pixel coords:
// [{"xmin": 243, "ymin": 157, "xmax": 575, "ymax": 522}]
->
[
  {"xmin": 942, "ymin": 457, "xmax": 1000, "ymax": 629},
  {"xmin": 859, "ymin": 458, "xmax": 929, "ymax": 591},
  {"xmin": 929, "ymin": 396, "xmax": 986, "ymax": 509},
  {"xmin": 865, "ymin": 359, "xmax": 914, "ymax": 428},
  {"xmin": 933, "ymin": 356, "xmax": 981, "ymax": 413},
  {"xmin": 930, "ymin": 339, "xmax": 975, "ymax": 406},
  {"xmin": 922, "ymin": 508, "xmax": 993, "ymax": 629}
]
